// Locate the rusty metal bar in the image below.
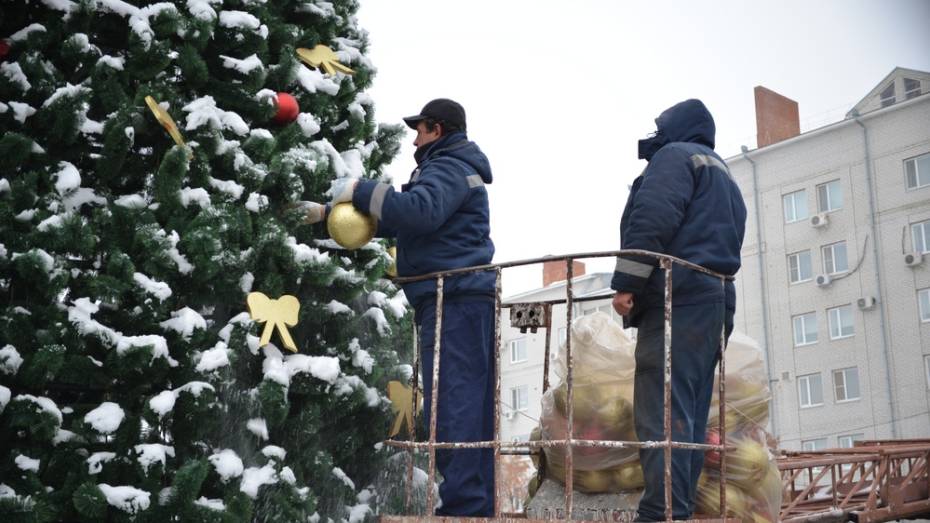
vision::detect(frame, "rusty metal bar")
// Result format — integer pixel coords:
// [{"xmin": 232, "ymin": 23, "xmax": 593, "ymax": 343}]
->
[
  {"xmin": 383, "ymin": 438, "xmax": 730, "ymax": 451},
  {"xmin": 563, "ymin": 258, "xmax": 575, "ymax": 519},
  {"xmin": 662, "ymin": 257, "xmax": 673, "ymax": 522},
  {"xmin": 493, "ymin": 267, "xmax": 502, "ymax": 518},
  {"xmin": 425, "ymin": 276, "xmax": 445, "ymax": 516},
  {"xmin": 542, "ymin": 303, "xmax": 552, "ymax": 393},
  {"xmin": 718, "ymin": 277, "xmax": 727, "ymax": 519},
  {"xmin": 405, "ymin": 322, "xmax": 420, "ymax": 512},
  {"xmin": 393, "ymin": 249, "xmax": 734, "ymax": 284}
]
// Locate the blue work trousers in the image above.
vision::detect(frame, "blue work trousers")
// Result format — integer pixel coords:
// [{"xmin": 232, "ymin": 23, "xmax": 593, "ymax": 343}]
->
[
  {"xmin": 417, "ymin": 298, "xmax": 496, "ymax": 517},
  {"xmin": 634, "ymin": 302, "xmax": 733, "ymax": 521}
]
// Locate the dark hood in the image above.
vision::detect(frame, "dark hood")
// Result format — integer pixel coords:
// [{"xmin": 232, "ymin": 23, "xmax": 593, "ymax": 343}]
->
[
  {"xmin": 420, "ymin": 132, "xmax": 493, "ymax": 183},
  {"xmin": 655, "ymin": 98, "xmax": 716, "ymax": 149}
]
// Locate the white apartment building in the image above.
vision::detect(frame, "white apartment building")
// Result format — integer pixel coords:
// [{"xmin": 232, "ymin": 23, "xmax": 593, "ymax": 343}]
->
[
  {"xmin": 728, "ymin": 67, "xmax": 930, "ymax": 450},
  {"xmin": 498, "ymin": 264, "xmax": 622, "ymax": 442}
]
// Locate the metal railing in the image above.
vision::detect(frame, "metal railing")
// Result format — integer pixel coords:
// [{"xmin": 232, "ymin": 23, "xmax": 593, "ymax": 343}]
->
[{"xmin": 382, "ymin": 250, "xmax": 736, "ymax": 522}]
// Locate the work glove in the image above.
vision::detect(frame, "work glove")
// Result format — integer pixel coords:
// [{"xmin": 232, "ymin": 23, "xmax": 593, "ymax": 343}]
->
[
  {"xmin": 326, "ymin": 177, "xmax": 357, "ymax": 204},
  {"xmin": 293, "ymin": 201, "xmax": 326, "ymax": 224}
]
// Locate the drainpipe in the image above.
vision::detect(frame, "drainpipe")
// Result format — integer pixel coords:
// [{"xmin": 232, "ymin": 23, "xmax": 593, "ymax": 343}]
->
[
  {"xmin": 853, "ymin": 114, "xmax": 898, "ymax": 438},
  {"xmin": 740, "ymin": 146, "xmax": 778, "ymax": 437}
]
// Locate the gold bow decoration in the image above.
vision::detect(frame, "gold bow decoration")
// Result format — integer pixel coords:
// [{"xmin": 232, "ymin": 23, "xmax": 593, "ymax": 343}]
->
[
  {"xmin": 247, "ymin": 292, "xmax": 300, "ymax": 353},
  {"xmin": 296, "ymin": 44, "xmax": 355, "ymax": 76},
  {"xmin": 144, "ymin": 96, "xmax": 186, "ymax": 148},
  {"xmin": 387, "ymin": 380, "xmax": 421, "ymax": 438}
]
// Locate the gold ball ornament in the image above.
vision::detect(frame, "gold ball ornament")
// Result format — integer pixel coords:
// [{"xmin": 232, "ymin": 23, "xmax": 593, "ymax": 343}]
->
[{"xmin": 327, "ymin": 203, "xmax": 375, "ymax": 250}]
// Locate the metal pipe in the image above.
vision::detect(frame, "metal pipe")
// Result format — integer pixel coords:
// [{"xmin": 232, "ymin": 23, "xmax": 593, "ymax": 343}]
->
[
  {"xmin": 663, "ymin": 258, "xmax": 674, "ymax": 522},
  {"xmin": 853, "ymin": 116, "xmax": 898, "ymax": 439},
  {"xmin": 493, "ymin": 268, "xmax": 503, "ymax": 518},
  {"xmin": 563, "ymin": 259, "xmax": 575, "ymax": 519},
  {"xmin": 393, "ymin": 249, "xmax": 733, "ymax": 284},
  {"xmin": 740, "ymin": 146, "xmax": 778, "ymax": 438},
  {"xmin": 425, "ymin": 276, "xmax": 445, "ymax": 516},
  {"xmin": 405, "ymin": 322, "xmax": 421, "ymax": 512},
  {"xmin": 718, "ymin": 278, "xmax": 728, "ymax": 518}
]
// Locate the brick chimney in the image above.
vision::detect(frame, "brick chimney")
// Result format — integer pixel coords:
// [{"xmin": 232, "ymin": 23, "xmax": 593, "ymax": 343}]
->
[
  {"xmin": 542, "ymin": 259, "xmax": 585, "ymax": 287},
  {"xmin": 754, "ymin": 86, "xmax": 800, "ymax": 148}
]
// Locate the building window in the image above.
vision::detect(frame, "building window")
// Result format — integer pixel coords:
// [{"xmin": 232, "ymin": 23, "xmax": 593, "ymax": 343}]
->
[
  {"xmin": 558, "ymin": 327, "xmax": 567, "ymax": 346},
  {"xmin": 905, "ymin": 153, "xmax": 930, "ymax": 190},
  {"xmin": 838, "ymin": 434, "xmax": 864, "ymax": 449},
  {"xmin": 828, "ymin": 305, "xmax": 854, "ymax": 339},
  {"xmin": 510, "ymin": 338, "xmax": 527, "ymax": 363},
  {"xmin": 904, "ymin": 78, "xmax": 921, "ymax": 100},
  {"xmin": 798, "ymin": 373, "xmax": 823, "ymax": 408},
  {"xmin": 802, "ymin": 438, "xmax": 828, "ymax": 451},
  {"xmin": 788, "ymin": 250, "xmax": 813, "ymax": 283},
  {"xmin": 912, "ymin": 220, "xmax": 930, "ymax": 254},
  {"xmin": 920, "ymin": 289, "xmax": 930, "ymax": 322},
  {"xmin": 510, "ymin": 385, "xmax": 529, "ymax": 412},
  {"xmin": 880, "ymin": 83, "xmax": 895, "ymax": 107},
  {"xmin": 792, "ymin": 312, "xmax": 818, "ymax": 346},
  {"xmin": 833, "ymin": 367, "xmax": 861, "ymax": 402},
  {"xmin": 816, "ymin": 179, "xmax": 843, "ymax": 212},
  {"xmin": 822, "ymin": 241, "xmax": 849, "ymax": 275},
  {"xmin": 783, "ymin": 190, "xmax": 808, "ymax": 223}
]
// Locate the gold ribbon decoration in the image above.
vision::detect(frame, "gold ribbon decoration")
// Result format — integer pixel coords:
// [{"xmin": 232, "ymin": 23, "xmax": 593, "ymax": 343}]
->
[
  {"xmin": 246, "ymin": 292, "xmax": 300, "ymax": 353},
  {"xmin": 387, "ymin": 380, "xmax": 421, "ymax": 438},
  {"xmin": 144, "ymin": 96, "xmax": 186, "ymax": 147},
  {"xmin": 296, "ymin": 44, "xmax": 355, "ymax": 76}
]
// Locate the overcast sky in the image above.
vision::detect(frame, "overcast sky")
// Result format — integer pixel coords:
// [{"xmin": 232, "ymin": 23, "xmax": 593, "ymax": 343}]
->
[{"xmin": 356, "ymin": 0, "xmax": 930, "ymax": 296}]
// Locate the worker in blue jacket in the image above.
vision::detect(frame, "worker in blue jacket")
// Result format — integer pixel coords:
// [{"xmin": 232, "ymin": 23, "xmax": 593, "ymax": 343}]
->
[
  {"xmin": 611, "ymin": 99, "xmax": 746, "ymax": 521},
  {"xmin": 302, "ymin": 98, "xmax": 496, "ymax": 517}
]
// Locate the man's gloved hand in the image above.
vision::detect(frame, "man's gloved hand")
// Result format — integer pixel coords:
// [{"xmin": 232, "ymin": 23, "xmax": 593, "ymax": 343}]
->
[
  {"xmin": 326, "ymin": 178, "xmax": 358, "ymax": 204},
  {"xmin": 294, "ymin": 201, "xmax": 326, "ymax": 224},
  {"xmin": 612, "ymin": 291, "xmax": 635, "ymax": 316}
]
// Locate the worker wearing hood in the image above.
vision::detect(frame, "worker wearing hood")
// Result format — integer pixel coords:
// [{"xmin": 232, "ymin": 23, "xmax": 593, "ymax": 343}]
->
[{"xmin": 611, "ymin": 99, "xmax": 747, "ymax": 521}]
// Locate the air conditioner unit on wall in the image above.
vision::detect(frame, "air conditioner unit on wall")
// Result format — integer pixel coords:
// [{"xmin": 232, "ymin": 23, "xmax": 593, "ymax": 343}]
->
[
  {"xmin": 905, "ymin": 252, "xmax": 925, "ymax": 267},
  {"xmin": 810, "ymin": 213, "xmax": 829, "ymax": 228},
  {"xmin": 857, "ymin": 296, "xmax": 877, "ymax": 310},
  {"xmin": 815, "ymin": 274, "xmax": 832, "ymax": 287}
]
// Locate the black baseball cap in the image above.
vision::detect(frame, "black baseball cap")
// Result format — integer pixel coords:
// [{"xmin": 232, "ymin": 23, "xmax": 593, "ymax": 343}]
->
[{"xmin": 403, "ymin": 98, "xmax": 466, "ymax": 132}]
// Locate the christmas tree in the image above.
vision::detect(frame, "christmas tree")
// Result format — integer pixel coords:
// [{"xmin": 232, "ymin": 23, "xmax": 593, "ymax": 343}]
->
[{"xmin": 0, "ymin": 0, "xmax": 413, "ymax": 521}]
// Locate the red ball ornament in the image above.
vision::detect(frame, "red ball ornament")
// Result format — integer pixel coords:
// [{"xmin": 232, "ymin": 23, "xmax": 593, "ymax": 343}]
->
[
  {"xmin": 0, "ymin": 40, "xmax": 10, "ymax": 60},
  {"xmin": 273, "ymin": 92, "xmax": 299, "ymax": 124}
]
